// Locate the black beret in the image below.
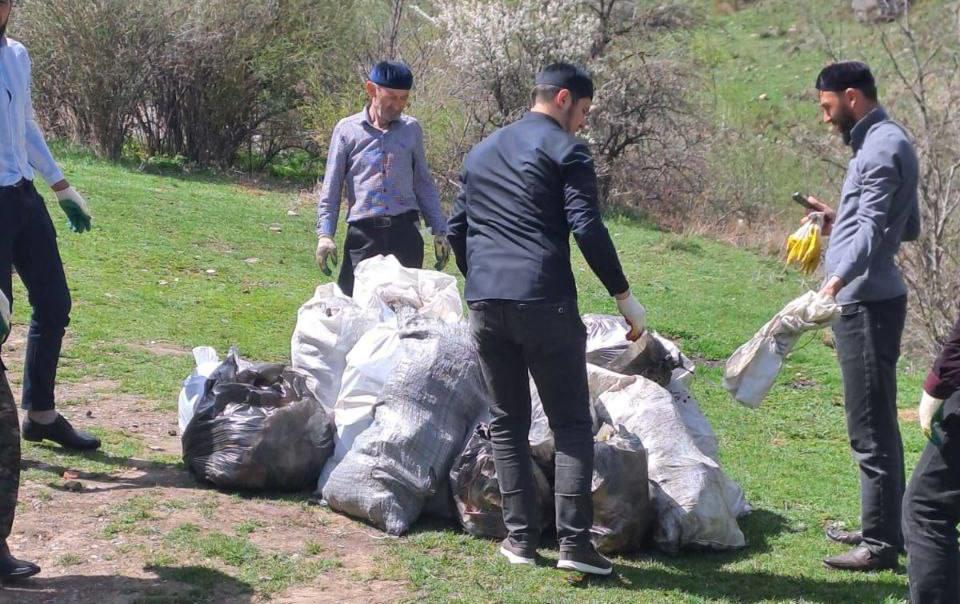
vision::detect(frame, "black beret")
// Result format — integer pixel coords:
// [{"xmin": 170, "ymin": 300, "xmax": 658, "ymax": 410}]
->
[
  {"xmin": 369, "ymin": 61, "xmax": 414, "ymax": 90},
  {"xmin": 815, "ymin": 61, "xmax": 875, "ymax": 94},
  {"xmin": 535, "ymin": 62, "xmax": 594, "ymax": 99}
]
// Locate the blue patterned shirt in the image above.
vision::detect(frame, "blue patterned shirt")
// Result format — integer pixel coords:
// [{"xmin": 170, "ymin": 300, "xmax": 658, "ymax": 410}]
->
[{"xmin": 316, "ymin": 108, "xmax": 446, "ymax": 237}]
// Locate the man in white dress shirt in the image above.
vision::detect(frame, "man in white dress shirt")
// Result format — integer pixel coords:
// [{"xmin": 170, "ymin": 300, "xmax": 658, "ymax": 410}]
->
[{"xmin": 0, "ymin": 0, "xmax": 100, "ymax": 453}]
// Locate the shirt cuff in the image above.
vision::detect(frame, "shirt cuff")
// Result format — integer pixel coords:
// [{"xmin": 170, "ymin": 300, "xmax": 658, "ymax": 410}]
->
[
  {"xmin": 317, "ymin": 220, "xmax": 336, "ymax": 238},
  {"xmin": 39, "ymin": 166, "xmax": 64, "ymax": 188},
  {"xmin": 603, "ymin": 275, "xmax": 630, "ymax": 298}
]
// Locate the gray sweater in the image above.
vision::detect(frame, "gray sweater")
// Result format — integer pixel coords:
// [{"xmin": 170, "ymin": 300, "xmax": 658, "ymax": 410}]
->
[{"xmin": 824, "ymin": 107, "xmax": 920, "ymax": 305}]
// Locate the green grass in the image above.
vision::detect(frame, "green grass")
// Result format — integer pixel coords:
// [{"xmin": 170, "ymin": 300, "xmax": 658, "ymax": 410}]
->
[
  {"xmin": 681, "ymin": 0, "xmax": 954, "ymax": 223},
  {"xmin": 163, "ymin": 523, "xmax": 337, "ymax": 597},
  {"xmin": 9, "ymin": 130, "xmax": 928, "ymax": 601}
]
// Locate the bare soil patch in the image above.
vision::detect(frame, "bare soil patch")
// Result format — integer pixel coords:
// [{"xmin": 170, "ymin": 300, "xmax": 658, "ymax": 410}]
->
[{"xmin": 1, "ymin": 336, "xmax": 408, "ymax": 603}]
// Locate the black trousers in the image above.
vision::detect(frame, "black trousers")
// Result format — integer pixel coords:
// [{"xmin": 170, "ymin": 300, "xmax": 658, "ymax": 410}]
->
[
  {"xmin": 337, "ymin": 212, "xmax": 424, "ymax": 297},
  {"xmin": 0, "ymin": 367, "xmax": 20, "ymax": 543},
  {"xmin": 468, "ymin": 299, "xmax": 594, "ymax": 552},
  {"xmin": 832, "ymin": 295, "xmax": 907, "ymax": 558},
  {"xmin": 903, "ymin": 397, "xmax": 960, "ymax": 604},
  {"xmin": 0, "ymin": 180, "xmax": 72, "ymax": 412}
]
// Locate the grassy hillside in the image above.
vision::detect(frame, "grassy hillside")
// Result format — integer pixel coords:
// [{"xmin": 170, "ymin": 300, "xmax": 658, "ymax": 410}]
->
[{"xmin": 681, "ymin": 0, "xmax": 951, "ymax": 231}]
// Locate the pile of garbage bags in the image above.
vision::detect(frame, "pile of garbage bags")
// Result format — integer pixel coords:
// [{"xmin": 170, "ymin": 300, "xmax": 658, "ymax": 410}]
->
[{"xmin": 176, "ymin": 255, "xmax": 750, "ymax": 554}]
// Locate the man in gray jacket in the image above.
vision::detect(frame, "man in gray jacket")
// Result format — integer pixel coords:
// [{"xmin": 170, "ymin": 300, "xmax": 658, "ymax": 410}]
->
[{"xmin": 804, "ymin": 61, "xmax": 920, "ymax": 572}]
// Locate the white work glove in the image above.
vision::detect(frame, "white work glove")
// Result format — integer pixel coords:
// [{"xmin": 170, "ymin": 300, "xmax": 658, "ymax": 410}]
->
[
  {"xmin": 616, "ymin": 292, "xmax": 646, "ymax": 341},
  {"xmin": 434, "ymin": 235, "xmax": 451, "ymax": 271},
  {"xmin": 55, "ymin": 186, "xmax": 92, "ymax": 233},
  {"xmin": 0, "ymin": 289, "xmax": 10, "ymax": 344},
  {"xmin": 920, "ymin": 391, "xmax": 947, "ymax": 446},
  {"xmin": 315, "ymin": 236, "xmax": 339, "ymax": 276}
]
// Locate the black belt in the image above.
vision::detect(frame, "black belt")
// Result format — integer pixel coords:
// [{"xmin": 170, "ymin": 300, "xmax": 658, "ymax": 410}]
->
[
  {"xmin": 352, "ymin": 211, "xmax": 419, "ymax": 229},
  {"xmin": 0, "ymin": 178, "xmax": 29, "ymax": 192}
]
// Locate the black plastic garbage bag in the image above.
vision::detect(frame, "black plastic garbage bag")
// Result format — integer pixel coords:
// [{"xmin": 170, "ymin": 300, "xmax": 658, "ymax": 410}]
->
[
  {"xmin": 591, "ymin": 424, "xmax": 652, "ymax": 553},
  {"xmin": 181, "ymin": 348, "xmax": 335, "ymax": 491},
  {"xmin": 450, "ymin": 424, "xmax": 553, "ymax": 540}
]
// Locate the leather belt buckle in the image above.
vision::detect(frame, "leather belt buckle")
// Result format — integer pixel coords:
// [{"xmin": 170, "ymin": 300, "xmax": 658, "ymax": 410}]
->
[{"xmin": 372, "ymin": 216, "xmax": 393, "ymax": 228}]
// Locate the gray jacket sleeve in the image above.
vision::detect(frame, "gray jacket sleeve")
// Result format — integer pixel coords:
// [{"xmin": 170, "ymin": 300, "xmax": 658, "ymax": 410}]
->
[{"xmin": 832, "ymin": 137, "xmax": 902, "ymax": 285}]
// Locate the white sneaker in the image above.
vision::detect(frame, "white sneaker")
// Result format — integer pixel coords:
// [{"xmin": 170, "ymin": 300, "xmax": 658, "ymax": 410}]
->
[{"xmin": 499, "ymin": 539, "xmax": 536, "ymax": 565}]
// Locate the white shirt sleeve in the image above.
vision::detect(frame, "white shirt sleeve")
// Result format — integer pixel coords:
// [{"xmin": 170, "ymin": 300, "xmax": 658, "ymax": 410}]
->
[{"xmin": 22, "ymin": 50, "xmax": 63, "ymax": 185}]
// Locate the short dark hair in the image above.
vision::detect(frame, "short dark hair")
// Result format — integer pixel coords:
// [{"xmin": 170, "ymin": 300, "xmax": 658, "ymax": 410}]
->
[
  {"xmin": 531, "ymin": 85, "xmax": 585, "ymax": 105},
  {"xmin": 815, "ymin": 61, "xmax": 877, "ymax": 101},
  {"xmin": 531, "ymin": 62, "xmax": 594, "ymax": 104}
]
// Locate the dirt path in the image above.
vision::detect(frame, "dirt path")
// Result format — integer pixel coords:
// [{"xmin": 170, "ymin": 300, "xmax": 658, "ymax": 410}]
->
[{"xmin": 0, "ymin": 327, "xmax": 409, "ymax": 603}]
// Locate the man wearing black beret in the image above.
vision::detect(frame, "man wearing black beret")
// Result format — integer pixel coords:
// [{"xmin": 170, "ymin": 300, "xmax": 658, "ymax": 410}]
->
[
  {"xmin": 801, "ymin": 61, "xmax": 920, "ymax": 572},
  {"xmin": 448, "ymin": 63, "xmax": 647, "ymax": 575},
  {"xmin": 315, "ymin": 61, "xmax": 450, "ymax": 296}
]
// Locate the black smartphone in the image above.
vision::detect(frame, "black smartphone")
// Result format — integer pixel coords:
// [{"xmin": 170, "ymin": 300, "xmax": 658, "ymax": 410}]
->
[{"xmin": 792, "ymin": 191, "xmax": 818, "ymax": 210}]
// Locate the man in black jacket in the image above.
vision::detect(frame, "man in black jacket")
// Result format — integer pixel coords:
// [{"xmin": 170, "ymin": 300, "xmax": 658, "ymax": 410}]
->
[
  {"xmin": 903, "ymin": 306, "xmax": 960, "ymax": 603},
  {"xmin": 448, "ymin": 63, "xmax": 646, "ymax": 575}
]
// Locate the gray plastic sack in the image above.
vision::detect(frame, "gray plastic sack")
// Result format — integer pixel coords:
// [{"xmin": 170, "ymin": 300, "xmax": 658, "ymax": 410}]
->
[
  {"xmin": 321, "ymin": 320, "xmax": 489, "ymax": 535},
  {"xmin": 591, "ymin": 424, "xmax": 653, "ymax": 553},
  {"xmin": 588, "ymin": 365, "xmax": 746, "ymax": 552}
]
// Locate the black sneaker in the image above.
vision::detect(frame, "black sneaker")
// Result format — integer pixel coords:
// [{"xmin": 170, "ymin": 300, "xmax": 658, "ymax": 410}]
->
[
  {"xmin": 557, "ymin": 545, "xmax": 613, "ymax": 576},
  {"xmin": 498, "ymin": 538, "xmax": 536, "ymax": 565}
]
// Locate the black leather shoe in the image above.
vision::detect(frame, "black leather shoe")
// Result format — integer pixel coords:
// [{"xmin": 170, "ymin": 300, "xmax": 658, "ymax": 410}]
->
[
  {"xmin": 22, "ymin": 415, "xmax": 101, "ymax": 451},
  {"xmin": 0, "ymin": 550, "xmax": 40, "ymax": 582},
  {"xmin": 823, "ymin": 545, "xmax": 897, "ymax": 572},
  {"xmin": 825, "ymin": 524, "xmax": 863, "ymax": 546}
]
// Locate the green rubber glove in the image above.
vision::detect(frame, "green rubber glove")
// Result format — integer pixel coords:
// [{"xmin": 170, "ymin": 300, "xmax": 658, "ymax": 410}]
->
[
  {"xmin": 434, "ymin": 235, "xmax": 451, "ymax": 271},
  {"xmin": 55, "ymin": 186, "xmax": 92, "ymax": 233}
]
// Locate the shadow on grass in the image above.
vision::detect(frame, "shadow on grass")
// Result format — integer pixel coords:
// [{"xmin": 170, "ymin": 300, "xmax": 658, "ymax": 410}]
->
[
  {"xmin": 649, "ymin": 508, "xmax": 793, "ymax": 566},
  {"xmin": 574, "ymin": 510, "xmax": 906, "ymax": 603},
  {"xmin": 573, "ymin": 564, "xmax": 905, "ymax": 604},
  {"xmin": 1, "ymin": 565, "xmax": 253, "ymax": 604},
  {"xmin": 22, "ymin": 445, "xmax": 193, "ymax": 491}
]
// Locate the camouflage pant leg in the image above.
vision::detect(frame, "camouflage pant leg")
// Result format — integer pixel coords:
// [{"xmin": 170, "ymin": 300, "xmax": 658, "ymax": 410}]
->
[{"xmin": 0, "ymin": 369, "xmax": 20, "ymax": 542}]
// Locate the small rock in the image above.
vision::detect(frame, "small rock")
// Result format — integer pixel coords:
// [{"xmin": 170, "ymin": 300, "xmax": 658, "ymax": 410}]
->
[
  {"xmin": 269, "ymin": 225, "xmax": 283, "ymax": 233},
  {"xmin": 63, "ymin": 470, "xmax": 79, "ymax": 480},
  {"xmin": 205, "ymin": 269, "xmax": 217, "ymax": 275},
  {"xmin": 286, "ymin": 210, "xmax": 299, "ymax": 217},
  {"xmin": 758, "ymin": 93, "xmax": 769, "ymax": 101},
  {"xmin": 244, "ymin": 258, "xmax": 260, "ymax": 264},
  {"xmin": 148, "ymin": 446, "xmax": 164, "ymax": 452},
  {"xmin": 64, "ymin": 481, "xmax": 84, "ymax": 492},
  {"xmin": 158, "ymin": 280, "xmax": 169, "ymax": 286},
  {"xmin": 168, "ymin": 430, "xmax": 178, "ymax": 437},
  {"xmin": 86, "ymin": 410, "xmax": 93, "ymax": 418}
]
